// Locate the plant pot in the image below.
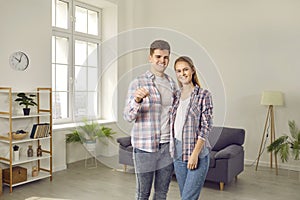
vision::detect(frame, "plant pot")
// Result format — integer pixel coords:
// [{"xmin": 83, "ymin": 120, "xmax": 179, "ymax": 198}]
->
[
  {"xmin": 23, "ymin": 108, "xmax": 30, "ymax": 115},
  {"xmin": 84, "ymin": 140, "xmax": 97, "ymax": 152},
  {"xmin": 13, "ymin": 150, "xmax": 20, "ymax": 161}
]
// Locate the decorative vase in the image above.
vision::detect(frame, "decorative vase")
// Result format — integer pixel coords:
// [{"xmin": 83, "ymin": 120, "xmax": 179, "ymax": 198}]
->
[
  {"xmin": 13, "ymin": 150, "xmax": 20, "ymax": 161},
  {"xmin": 37, "ymin": 145, "xmax": 42, "ymax": 157},
  {"xmin": 23, "ymin": 108, "xmax": 30, "ymax": 115},
  {"xmin": 32, "ymin": 166, "xmax": 39, "ymax": 177},
  {"xmin": 27, "ymin": 145, "xmax": 33, "ymax": 157}
]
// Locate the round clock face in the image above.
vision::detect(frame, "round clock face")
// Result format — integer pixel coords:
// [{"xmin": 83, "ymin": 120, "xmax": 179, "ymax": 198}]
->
[{"xmin": 9, "ymin": 51, "xmax": 29, "ymax": 71}]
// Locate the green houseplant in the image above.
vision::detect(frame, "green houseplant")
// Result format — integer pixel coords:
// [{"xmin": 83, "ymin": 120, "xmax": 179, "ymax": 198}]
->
[
  {"xmin": 267, "ymin": 120, "xmax": 300, "ymax": 162},
  {"xmin": 15, "ymin": 93, "xmax": 37, "ymax": 115},
  {"xmin": 66, "ymin": 120, "xmax": 116, "ymax": 144}
]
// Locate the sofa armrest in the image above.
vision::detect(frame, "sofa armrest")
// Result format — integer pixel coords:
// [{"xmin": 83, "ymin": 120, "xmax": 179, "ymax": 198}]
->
[
  {"xmin": 214, "ymin": 144, "xmax": 243, "ymax": 159},
  {"xmin": 117, "ymin": 136, "xmax": 132, "ymax": 147}
]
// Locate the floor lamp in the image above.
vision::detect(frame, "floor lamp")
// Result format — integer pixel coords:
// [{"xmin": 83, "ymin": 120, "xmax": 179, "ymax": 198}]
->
[{"xmin": 255, "ymin": 91, "xmax": 284, "ymax": 175}]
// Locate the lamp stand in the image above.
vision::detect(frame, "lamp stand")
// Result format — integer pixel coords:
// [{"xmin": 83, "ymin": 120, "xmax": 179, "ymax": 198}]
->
[{"xmin": 255, "ymin": 105, "xmax": 278, "ymax": 175}]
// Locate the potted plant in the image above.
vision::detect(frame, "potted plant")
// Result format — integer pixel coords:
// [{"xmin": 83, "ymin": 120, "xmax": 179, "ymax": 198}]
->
[
  {"xmin": 15, "ymin": 93, "xmax": 37, "ymax": 115},
  {"xmin": 13, "ymin": 145, "xmax": 20, "ymax": 161},
  {"xmin": 267, "ymin": 120, "xmax": 300, "ymax": 162},
  {"xmin": 66, "ymin": 120, "xmax": 116, "ymax": 145},
  {"xmin": 66, "ymin": 120, "xmax": 116, "ymax": 156}
]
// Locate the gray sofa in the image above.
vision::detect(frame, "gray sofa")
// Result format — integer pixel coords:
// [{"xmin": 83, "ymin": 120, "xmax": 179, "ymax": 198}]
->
[
  {"xmin": 206, "ymin": 126, "xmax": 245, "ymax": 190},
  {"xmin": 116, "ymin": 126, "xmax": 245, "ymax": 190},
  {"xmin": 116, "ymin": 136, "xmax": 134, "ymax": 172}
]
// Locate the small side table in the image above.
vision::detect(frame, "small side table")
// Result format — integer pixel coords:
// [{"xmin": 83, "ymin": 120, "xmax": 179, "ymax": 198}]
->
[{"xmin": 84, "ymin": 141, "xmax": 97, "ymax": 169}]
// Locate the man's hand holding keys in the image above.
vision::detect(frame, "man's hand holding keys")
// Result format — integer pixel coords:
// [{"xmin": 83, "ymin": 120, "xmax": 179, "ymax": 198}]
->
[{"xmin": 134, "ymin": 88, "xmax": 150, "ymax": 103}]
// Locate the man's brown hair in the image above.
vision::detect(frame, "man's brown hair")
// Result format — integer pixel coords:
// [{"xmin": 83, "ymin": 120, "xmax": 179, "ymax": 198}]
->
[{"xmin": 150, "ymin": 40, "xmax": 171, "ymax": 55}]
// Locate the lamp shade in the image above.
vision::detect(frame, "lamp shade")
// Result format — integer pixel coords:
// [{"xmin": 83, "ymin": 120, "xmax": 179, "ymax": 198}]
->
[{"xmin": 261, "ymin": 91, "xmax": 284, "ymax": 106}]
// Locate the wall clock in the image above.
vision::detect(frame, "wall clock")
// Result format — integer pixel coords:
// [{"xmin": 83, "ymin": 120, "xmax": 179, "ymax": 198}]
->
[{"xmin": 9, "ymin": 51, "xmax": 29, "ymax": 71}]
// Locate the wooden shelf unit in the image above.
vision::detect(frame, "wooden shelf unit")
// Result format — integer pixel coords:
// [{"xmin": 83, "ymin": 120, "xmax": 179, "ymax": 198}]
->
[{"xmin": 0, "ymin": 87, "xmax": 52, "ymax": 193}]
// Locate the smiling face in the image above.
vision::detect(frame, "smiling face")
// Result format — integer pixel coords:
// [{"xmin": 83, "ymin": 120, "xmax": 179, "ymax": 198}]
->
[
  {"xmin": 175, "ymin": 61, "xmax": 195, "ymax": 87},
  {"xmin": 149, "ymin": 49, "xmax": 170, "ymax": 76}
]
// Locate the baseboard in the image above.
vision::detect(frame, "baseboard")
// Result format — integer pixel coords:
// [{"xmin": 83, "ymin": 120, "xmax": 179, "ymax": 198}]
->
[
  {"xmin": 245, "ymin": 159, "xmax": 300, "ymax": 172},
  {"xmin": 53, "ymin": 165, "xmax": 67, "ymax": 172}
]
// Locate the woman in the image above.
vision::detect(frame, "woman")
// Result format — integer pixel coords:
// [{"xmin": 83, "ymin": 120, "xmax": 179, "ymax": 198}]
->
[{"xmin": 170, "ymin": 56, "xmax": 213, "ymax": 200}]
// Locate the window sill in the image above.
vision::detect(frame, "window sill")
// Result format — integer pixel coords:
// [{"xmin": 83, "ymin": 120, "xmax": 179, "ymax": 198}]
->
[{"xmin": 53, "ymin": 119, "xmax": 116, "ymax": 131}]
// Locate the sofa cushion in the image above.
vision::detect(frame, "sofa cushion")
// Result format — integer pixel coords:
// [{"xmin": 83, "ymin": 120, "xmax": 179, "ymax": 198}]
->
[
  {"xmin": 208, "ymin": 127, "xmax": 223, "ymax": 149},
  {"xmin": 210, "ymin": 127, "xmax": 245, "ymax": 151},
  {"xmin": 214, "ymin": 144, "xmax": 243, "ymax": 159}
]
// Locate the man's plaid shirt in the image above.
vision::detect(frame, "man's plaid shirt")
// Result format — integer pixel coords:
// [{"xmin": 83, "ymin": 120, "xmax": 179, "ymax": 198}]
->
[{"xmin": 123, "ymin": 70, "xmax": 177, "ymax": 152}]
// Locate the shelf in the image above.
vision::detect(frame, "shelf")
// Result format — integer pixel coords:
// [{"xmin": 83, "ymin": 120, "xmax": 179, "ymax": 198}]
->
[
  {"xmin": 3, "ymin": 171, "xmax": 51, "ymax": 187},
  {"xmin": 0, "ymin": 112, "xmax": 50, "ymax": 119},
  {"xmin": 0, "ymin": 86, "xmax": 52, "ymax": 193},
  {"xmin": 0, "ymin": 154, "xmax": 51, "ymax": 165},
  {"xmin": 0, "ymin": 136, "xmax": 50, "ymax": 144}
]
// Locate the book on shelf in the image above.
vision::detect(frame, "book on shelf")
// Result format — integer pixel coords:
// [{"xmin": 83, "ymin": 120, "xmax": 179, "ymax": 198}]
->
[{"xmin": 30, "ymin": 123, "xmax": 50, "ymax": 139}]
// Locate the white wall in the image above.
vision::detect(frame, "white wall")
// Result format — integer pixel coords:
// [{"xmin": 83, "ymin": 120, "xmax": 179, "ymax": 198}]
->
[{"xmin": 0, "ymin": 0, "xmax": 51, "ymax": 90}]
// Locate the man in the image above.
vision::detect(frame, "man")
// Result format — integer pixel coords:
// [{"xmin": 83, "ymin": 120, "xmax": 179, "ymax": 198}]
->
[{"xmin": 123, "ymin": 40, "xmax": 177, "ymax": 200}]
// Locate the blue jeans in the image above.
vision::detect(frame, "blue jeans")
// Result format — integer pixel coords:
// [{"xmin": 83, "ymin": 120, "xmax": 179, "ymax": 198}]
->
[
  {"xmin": 174, "ymin": 140, "xmax": 209, "ymax": 200},
  {"xmin": 133, "ymin": 143, "xmax": 174, "ymax": 200}
]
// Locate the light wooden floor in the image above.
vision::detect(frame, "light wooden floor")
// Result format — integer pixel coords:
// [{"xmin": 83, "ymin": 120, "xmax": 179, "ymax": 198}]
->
[{"xmin": 1, "ymin": 160, "xmax": 299, "ymax": 200}]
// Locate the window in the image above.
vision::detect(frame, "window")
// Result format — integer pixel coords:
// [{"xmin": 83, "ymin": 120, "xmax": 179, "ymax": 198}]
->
[{"xmin": 52, "ymin": 0, "xmax": 102, "ymax": 123}]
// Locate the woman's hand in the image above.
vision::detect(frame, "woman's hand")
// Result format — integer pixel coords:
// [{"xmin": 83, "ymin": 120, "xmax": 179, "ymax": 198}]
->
[
  {"xmin": 187, "ymin": 138, "xmax": 205, "ymax": 170},
  {"xmin": 187, "ymin": 152, "xmax": 199, "ymax": 170}
]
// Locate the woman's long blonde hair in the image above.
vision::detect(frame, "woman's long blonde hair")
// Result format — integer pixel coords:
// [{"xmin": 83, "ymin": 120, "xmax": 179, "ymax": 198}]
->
[{"xmin": 174, "ymin": 56, "xmax": 201, "ymax": 88}]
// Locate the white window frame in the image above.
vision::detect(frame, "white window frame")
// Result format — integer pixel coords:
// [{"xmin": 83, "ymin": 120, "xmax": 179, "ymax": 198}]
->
[{"xmin": 52, "ymin": 0, "xmax": 102, "ymax": 124}]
